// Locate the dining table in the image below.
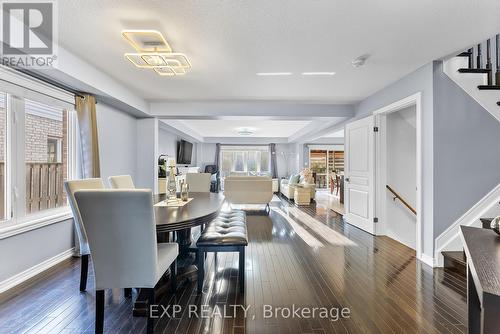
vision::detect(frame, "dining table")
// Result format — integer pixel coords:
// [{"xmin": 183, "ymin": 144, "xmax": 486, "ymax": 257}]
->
[{"xmin": 133, "ymin": 192, "xmax": 225, "ymax": 316}]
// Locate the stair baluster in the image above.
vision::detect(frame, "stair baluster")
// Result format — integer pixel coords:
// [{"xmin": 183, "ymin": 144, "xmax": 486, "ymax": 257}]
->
[
  {"xmin": 496, "ymin": 34, "xmax": 500, "ymax": 85},
  {"xmin": 477, "ymin": 43, "xmax": 482, "ymax": 68},
  {"xmin": 468, "ymin": 48, "xmax": 473, "ymax": 68},
  {"xmin": 486, "ymin": 39, "xmax": 493, "ymax": 85}
]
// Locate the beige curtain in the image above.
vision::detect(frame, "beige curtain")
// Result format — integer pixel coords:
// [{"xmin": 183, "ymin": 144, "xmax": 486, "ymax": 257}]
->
[{"xmin": 75, "ymin": 95, "xmax": 100, "ymax": 178}]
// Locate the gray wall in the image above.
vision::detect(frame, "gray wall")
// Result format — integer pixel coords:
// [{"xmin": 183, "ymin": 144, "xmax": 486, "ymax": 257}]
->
[
  {"xmin": 96, "ymin": 103, "xmax": 138, "ymax": 186},
  {"xmin": 353, "ymin": 63, "xmax": 435, "ymax": 258},
  {"xmin": 432, "ymin": 61, "xmax": 500, "ymax": 237},
  {"xmin": 158, "ymin": 127, "xmax": 198, "ymax": 167},
  {"xmin": 0, "ymin": 218, "xmax": 74, "ymax": 283}
]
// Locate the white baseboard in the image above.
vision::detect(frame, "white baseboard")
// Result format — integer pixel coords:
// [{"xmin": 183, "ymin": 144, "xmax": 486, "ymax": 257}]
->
[
  {"xmin": 0, "ymin": 247, "xmax": 75, "ymax": 293},
  {"xmin": 434, "ymin": 182, "xmax": 500, "ymax": 267},
  {"xmin": 419, "ymin": 253, "xmax": 435, "ymax": 268}
]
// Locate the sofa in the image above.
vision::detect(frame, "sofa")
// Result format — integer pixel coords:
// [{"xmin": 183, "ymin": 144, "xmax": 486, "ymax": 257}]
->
[
  {"xmin": 223, "ymin": 176, "xmax": 273, "ymax": 205},
  {"xmin": 280, "ymin": 173, "xmax": 316, "ymax": 201}
]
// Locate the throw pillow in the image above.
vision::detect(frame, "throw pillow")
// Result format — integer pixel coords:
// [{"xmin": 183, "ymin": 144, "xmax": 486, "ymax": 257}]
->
[{"xmin": 289, "ymin": 174, "xmax": 300, "ymax": 184}]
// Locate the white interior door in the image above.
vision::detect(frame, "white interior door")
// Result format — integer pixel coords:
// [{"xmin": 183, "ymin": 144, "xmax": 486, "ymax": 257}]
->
[{"xmin": 344, "ymin": 116, "xmax": 375, "ymax": 234}]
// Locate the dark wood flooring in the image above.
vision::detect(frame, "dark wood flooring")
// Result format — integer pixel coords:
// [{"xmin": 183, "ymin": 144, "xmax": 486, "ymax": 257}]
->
[{"xmin": 0, "ymin": 197, "xmax": 467, "ymax": 333}]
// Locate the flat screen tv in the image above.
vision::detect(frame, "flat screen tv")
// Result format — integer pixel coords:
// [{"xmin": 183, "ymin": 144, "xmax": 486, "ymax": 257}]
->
[{"xmin": 177, "ymin": 140, "xmax": 193, "ymax": 165}]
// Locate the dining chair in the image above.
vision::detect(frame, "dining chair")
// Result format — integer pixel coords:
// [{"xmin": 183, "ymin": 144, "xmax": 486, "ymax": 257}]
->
[
  {"xmin": 64, "ymin": 178, "xmax": 105, "ymax": 292},
  {"xmin": 185, "ymin": 173, "xmax": 211, "ymax": 192},
  {"xmin": 108, "ymin": 175, "xmax": 135, "ymax": 189},
  {"xmin": 74, "ymin": 189, "xmax": 178, "ymax": 334}
]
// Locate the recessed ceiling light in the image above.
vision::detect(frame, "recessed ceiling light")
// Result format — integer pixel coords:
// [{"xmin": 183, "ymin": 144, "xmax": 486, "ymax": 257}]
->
[
  {"xmin": 256, "ymin": 72, "xmax": 293, "ymax": 76},
  {"xmin": 301, "ymin": 72, "xmax": 336, "ymax": 76}
]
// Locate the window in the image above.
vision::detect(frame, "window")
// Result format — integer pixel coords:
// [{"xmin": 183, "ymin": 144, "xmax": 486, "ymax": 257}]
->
[
  {"xmin": 219, "ymin": 146, "xmax": 270, "ymax": 177},
  {"xmin": 0, "ymin": 93, "xmax": 6, "ymax": 221},
  {"xmin": 47, "ymin": 137, "xmax": 62, "ymax": 163},
  {"xmin": 0, "ymin": 68, "xmax": 76, "ymax": 228},
  {"xmin": 25, "ymin": 100, "xmax": 68, "ymax": 215}
]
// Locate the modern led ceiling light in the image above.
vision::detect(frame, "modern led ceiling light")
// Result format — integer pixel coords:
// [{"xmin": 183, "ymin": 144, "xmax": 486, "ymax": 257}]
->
[
  {"xmin": 122, "ymin": 30, "xmax": 191, "ymax": 76},
  {"xmin": 122, "ymin": 30, "xmax": 172, "ymax": 52}
]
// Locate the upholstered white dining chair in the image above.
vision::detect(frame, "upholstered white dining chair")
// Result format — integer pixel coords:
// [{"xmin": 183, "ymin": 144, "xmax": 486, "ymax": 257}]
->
[
  {"xmin": 64, "ymin": 178, "xmax": 105, "ymax": 292},
  {"xmin": 108, "ymin": 175, "xmax": 135, "ymax": 189},
  {"xmin": 185, "ymin": 173, "xmax": 211, "ymax": 192},
  {"xmin": 74, "ymin": 189, "xmax": 178, "ymax": 334}
]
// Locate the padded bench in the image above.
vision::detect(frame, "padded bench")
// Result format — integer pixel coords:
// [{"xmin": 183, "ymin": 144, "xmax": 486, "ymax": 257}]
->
[{"xmin": 196, "ymin": 210, "xmax": 248, "ymax": 293}]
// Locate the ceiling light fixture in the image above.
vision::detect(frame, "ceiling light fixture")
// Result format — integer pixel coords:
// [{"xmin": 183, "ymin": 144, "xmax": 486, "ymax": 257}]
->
[
  {"xmin": 256, "ymin": 72, "xmax": 293, "ymax": 76},
  {"xmin": 301, "ymin": 72, "xmax": 336, "ymax": 76},
  {"xmin": 236, "ymin": 127, "xmax": 256, "ymax": 136},
  {"xmin": 351, "ymin": 54, "xmax": 370, "ymax": 68},
  {"xmin": 122, "ymin": 30, "xmax": 191, "ymax": 76}
]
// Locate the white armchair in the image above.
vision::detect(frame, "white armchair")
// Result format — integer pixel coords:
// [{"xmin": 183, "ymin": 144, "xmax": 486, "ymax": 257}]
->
[{"xmin": 280, "ymin": 178, "xmax": 315, "ymax": 201}]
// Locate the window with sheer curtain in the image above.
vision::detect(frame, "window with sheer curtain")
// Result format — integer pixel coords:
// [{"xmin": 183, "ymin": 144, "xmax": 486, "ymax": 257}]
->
[{"xmin": 219, "ymin": 146, "xmax": 270, "ymax": 177}]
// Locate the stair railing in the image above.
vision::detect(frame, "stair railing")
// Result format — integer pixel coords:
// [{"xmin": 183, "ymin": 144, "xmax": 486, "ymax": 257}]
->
[
  {"xmin": 486, "ymin": 39, "xmax": 493, "ymax": 85},
  {"xmin": 386, "ymin": 185, "xmax": 417, "ymax": 215},
  {"xmin": 463, "ymin": 34, "xmax": 500, "ymax": 86},
  {"xmin": 496, "ymin": 34, "xmax": 500, "ymax": 85},
  {"xmin": 477, "ymin": 43, "xmax": 482, "ymax": 68}
]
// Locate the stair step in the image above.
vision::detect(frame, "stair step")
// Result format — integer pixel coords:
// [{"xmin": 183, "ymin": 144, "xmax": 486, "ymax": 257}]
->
[
  {"xmin": 457, "ymin": 51, "xmax": 472, "ymax": 57},
  {"xmin": 478, "ymin": 85, "xmax": 500, "ymax": 90},
  {"xmin": 458, "ymin": 68, "xmax": 490, "ymax": 74},
  {"xmin": 480, "ymin": 217, "xmax": 493, "ymax": 229},
  {"xmin": 442, "ymin": 251, "xmax": 466, "ymax": 277}
]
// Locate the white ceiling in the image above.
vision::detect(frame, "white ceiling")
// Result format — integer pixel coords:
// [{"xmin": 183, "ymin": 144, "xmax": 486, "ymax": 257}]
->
[
  {"xmin": 173, "ymin": 119, "xmax": 311, "ymax": 138},
  {"xmin": 324, "ymin": 129, "xmax": 345, "ymax": 138},
  {"xmin": 57, "ymin": 0, "xmax": 500, "ymax": 102}
]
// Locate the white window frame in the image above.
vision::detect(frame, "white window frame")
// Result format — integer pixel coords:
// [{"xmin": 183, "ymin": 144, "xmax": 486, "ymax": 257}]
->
[
  {"xmin": 0, "ymin": 66, "xmax": 77, "ymax": 239},
  {"xmin": 220, "ymin": 145, "xmax": 270, "ymax": 175}
]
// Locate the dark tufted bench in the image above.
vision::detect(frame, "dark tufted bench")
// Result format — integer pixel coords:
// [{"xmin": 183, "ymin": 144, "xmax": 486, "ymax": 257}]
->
[{"xmin": 196, "ymin": 210, "xmax": 247, "ymax": 293}]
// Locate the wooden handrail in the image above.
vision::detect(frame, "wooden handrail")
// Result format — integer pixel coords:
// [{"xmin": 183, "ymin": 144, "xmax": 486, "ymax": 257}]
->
[{"xmin": 386, "ymin": 185, "xmax": 416, "ymax": 215}]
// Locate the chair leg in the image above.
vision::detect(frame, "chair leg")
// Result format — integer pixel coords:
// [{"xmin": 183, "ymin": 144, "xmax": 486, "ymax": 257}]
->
[
  {"xmin": 145, "ymin": 288, "xmax": 155, "ymax": 334},
  {"xmin": 197, "ymin": 249, "xmax": 205, "ymax": 294},
  {"xmin": 239, "ymin": 247, "xmax": 245, "ymax": 294},
  {"xmin": 80, "ymin": 254, "xmax": 89, "ymax": 292},
  {"xmin": 170, "ymin": 259, "xmax": 177, "ymax": 293},
  {"xmin": 124, "ymin": 288, "xmax": 132, "ymax": 298},
  {"xmin": 95, "ymin": 290, "xmax": 105, "ymax": 334}
]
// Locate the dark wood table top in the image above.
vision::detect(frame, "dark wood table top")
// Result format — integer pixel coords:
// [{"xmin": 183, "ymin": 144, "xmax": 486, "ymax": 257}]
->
[
  {"xmin": 154, "ymin": 192, "xmax": 225, "ymax": 233},
  {"xmin": 460, "ymin": 226, "xmax": 500, "ymax": 300}
]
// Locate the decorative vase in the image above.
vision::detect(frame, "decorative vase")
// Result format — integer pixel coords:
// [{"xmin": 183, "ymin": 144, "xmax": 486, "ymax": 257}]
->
[
  {"xmin": 181, "ymin": 182, "xmax": 189, "ymax": 201},
  {"xmin": 491, "ymin": 216, "xmax": 500, "ymax": 235},
  {"xmin": 166, "ymin": 162, "xmax": 177, "ymax": 200}
]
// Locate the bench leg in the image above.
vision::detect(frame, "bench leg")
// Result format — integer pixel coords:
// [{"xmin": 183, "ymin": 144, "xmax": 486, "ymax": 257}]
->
[
  {"xmin": 239, "ymin": 247, "xmax": 245, "ymax": 294},
  {"xmin": 197, "ymin": 249, "xmax": 204, "ymax": 294}
]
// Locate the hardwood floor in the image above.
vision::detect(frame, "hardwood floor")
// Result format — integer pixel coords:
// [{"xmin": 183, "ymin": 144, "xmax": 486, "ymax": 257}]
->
[{"xmin": 0, "ymin": 197, "xmax": 466, "ymax": 333}]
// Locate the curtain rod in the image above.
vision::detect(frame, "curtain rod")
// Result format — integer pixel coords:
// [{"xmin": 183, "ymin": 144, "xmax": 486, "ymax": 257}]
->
[{"xmin": 15, "ymin": 68, "xmax": 88, "ymax": 99}]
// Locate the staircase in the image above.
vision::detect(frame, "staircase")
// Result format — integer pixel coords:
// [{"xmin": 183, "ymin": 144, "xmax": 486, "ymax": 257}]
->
[
  {"xmin": 443, "ymin": 34, "xmax": 500, "ymax": 123},
  {"xmin": 441, "ymin": 217, "xmax": 494, "ymax": 277},
  {"xmin": 437, "ymin": 35, "xmax": 500, "ymax": 278}
]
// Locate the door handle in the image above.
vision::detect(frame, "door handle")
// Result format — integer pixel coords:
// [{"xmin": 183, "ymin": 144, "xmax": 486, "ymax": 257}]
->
[{"xmin": 345, "ymin": 177, "xmax": 350, "ymax": 182}]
